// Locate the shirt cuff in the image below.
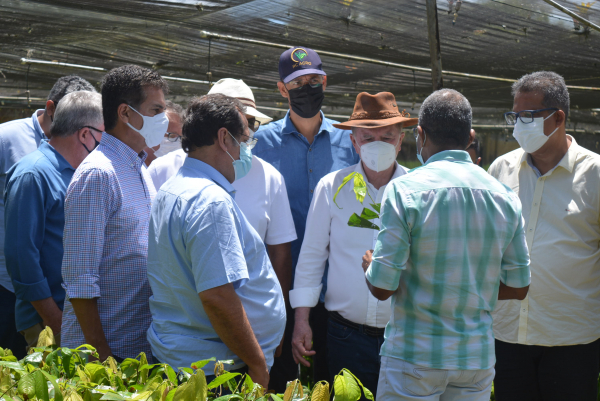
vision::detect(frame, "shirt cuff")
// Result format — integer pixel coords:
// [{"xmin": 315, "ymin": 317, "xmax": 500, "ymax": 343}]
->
[
  {"xmin": 501, "ymin": 266, "xmax": 531, "ymax": 289},
  {"xmin": 366, "ymin": 260, "xmax": 402, "ymax": 291},
  {"xmin": 289, "ymin": 285, "xmax": 322, "ymax": 308},
  {"xmin": 13, "ymin": 277, "xmax": 52, "ymax": 302},
  {"xmin": 63, "ymin": 273, "xmax": 101, "ymax": 299},
  {"xmin": 265, "ymin": 231, "xmax": 298, "ymax": 246}
]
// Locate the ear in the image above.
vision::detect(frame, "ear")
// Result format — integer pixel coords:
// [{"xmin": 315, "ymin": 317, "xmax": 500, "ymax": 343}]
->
[
  {"xmin": 555, "ymin": 109, "xmax": 566, "ymax": 127},
  {"xmin": 216, "ymin": 127, "xmax": 230, "ymax": 152},
  {"xmin": 45, "ymin": 100, "xmax": 56, "ymax": 117},
  {"xmin": 417, "ymin": 126, "xmax": 424, "ymax": 146},
  {"xmin": 76, "ymin": 127, "xmax": 86, "ymax": 142},
  {"xmin": 466, "ymin": 129, "xmax": 476, "ymax": 149},
  {"xmin": 322, "ymin": 75, "xmax": 328, "ymax": 91},
  {"xmin": 117, "ymin": 103, "xmax": 131, "ymax": 124},
  {"xmin": 350, "ymin": 132, "xmax": 361, "ymax": 155},
  {"xmin": 277, "ymin": 81, "xmax": 289, "ymax": 100},
  {"xmin": 397, "ymin": 130, "xmax": 405, "ymax": 151}
]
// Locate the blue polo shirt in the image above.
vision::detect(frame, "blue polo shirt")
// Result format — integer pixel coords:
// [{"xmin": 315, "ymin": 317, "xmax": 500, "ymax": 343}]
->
[
  {"xmin": 253, "ymin": 111, "xmax": 360, "ymax": 281},
  {"xmin": 0, "ymin": 109, "xmax": 46, "ymax": 292},
  {"xmin": 4, "ymin": 141, "xmax": 73, "ymax": 331},
  {"xmin": 147, "ymin": 157, "xmax": 285, "ymax": 373}
]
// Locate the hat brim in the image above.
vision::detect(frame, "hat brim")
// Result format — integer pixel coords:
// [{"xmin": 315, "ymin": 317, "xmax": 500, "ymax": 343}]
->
[
  {"xmin": 283, "ymin": 69, "xmax": 327, "ymax": 84},
  {"xmin": 245, "ymin": 106, "xmax": 273, "ymax": 124},
  {"xmin": 333, "ymin": 116, "xmax": 418, "ymax": 130}
]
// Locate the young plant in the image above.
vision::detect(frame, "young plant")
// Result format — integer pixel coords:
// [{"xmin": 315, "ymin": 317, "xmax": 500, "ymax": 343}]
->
[{"xmin": 333, "ymin": 172, "xmax": 381, "ymax": 231}]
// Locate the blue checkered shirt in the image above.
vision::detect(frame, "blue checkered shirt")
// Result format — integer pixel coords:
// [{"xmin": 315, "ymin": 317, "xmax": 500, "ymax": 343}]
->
[{"xmin": 61, "ymin": 133, "xmax": 156, "ymax": 359}]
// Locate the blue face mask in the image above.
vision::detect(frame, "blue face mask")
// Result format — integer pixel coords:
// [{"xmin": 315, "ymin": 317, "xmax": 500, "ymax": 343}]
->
[
  {"xmin": 226, "ymin": 131, "xmax": 253, "ymax": 181},
  {"xmin": 416, "ymin": 130, "xmax": 427, "ymax": 165}
]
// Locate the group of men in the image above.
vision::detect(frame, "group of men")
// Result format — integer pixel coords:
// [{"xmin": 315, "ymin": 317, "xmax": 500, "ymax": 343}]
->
[{"xmin": 0, "ymin": 44, "xmax": 598, "ymax": 401}]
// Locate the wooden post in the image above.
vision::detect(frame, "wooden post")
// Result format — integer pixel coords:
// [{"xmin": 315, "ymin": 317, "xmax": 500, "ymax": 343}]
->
[{"xmin": 425, "ymin": 0, "xmax": 444, "ymax": 91}]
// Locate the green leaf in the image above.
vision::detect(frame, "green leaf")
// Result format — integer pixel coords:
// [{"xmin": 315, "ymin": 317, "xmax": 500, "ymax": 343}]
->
[
  {"xmin": 333, "ymin": 371, "xmax": 361, "ymax": 401},
  {"xmin": 348, "ymin": 213, "xmax": 380, "ymax": 230},
  {"xmin": 333, "ymin": 172, "xmax": 357, "ymax": 208},
  {"xmin": 353, "ymin": 173, "xmax": 367, "ymax": 204},
  {"xmin": 99, "ymin": 392, "xmax": 127, "ymax": 401},
  {"xmin": 243, "ymin": 374, "xmax": 254, "ymax": 393},
  {"xmin": 0, "ymin": 361, "xmax": 24, "ymax": 371},
  {"xmin": 370, "ymin": 203, "xmax": 381, "ymax": 214},
  {"xmin": 64, "ymin": 389, "xmax": 84, "ymax": 401},
  {"xmin": 17, "ymin": 373, "xmax": 35, "ymax": 398},
  {"xmin": 190, "ymin": 358, "xmax": 215, "ymax": 371},
  {"xmin": 39, "ymin": 370, "xmax": 63, "ymax": 401},
  {"xmin": 24, "ymin": 352, "xmax": 43, "ymax": 366},
  {"xmin": 213, "ymin": 396, "xmax": 242, "ymax": 401},
  {"xmin": 165, "ymin": 366, "xmax": 177, "ymax": 385},
  {"xmin": 207, "ymin": 372, "xmax": 240, "ymax": 389},
  {"xmin": 61, "ymin": 348, "xmax": 76, "ymax": 379},
  {"xmin": 174, "ymin": 371, "xmax": 207, "ymax": 401},
  {"xmin": 342, "ymin": 369, "xmax": 373, "ymax": 401},
  {"xmin": 268, "ymin": 394, "xmax": 284, "ymax": 401},
  {"xmin": 359, "ymin": 207, "xmax": 379, "ymax": 221},
  {"xmin": 85, "ymin": 364, "xmax": 109, "ymax": 385},
  {"xmin": 165, "ymin": 388, "xmax": 176, "ymax": 401}
]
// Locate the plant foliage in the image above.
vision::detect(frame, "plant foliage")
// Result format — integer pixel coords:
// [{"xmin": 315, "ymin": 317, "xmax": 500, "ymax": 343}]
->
[{"xmin": 333, "ymin": 172, "xmax": 381, "ymax": 230}]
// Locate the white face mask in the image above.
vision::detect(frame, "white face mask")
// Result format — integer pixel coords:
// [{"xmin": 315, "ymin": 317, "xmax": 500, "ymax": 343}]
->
[
  {"xmin": 512, "ymin": 112, "xmax": 558, "ymax": 154},
  {"xmin": 126, "ymin": 105, "xmax": 170, "ymax": 148},
  {"xmin": 360, "ymin": 139, "xmax": 398, "ymax": 173},
  {"xmin": 154, "ymin": 137, "xmax": 182, "ymax": 157}
]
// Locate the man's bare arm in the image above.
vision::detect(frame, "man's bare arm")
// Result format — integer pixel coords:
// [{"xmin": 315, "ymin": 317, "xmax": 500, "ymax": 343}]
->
[
  {"xmin": 291, "ymin": 307, "xmax": 315, "ymax": 367},
  {"xmin": 31, "ymin": 297, "xmax": 63, "ymax": 336},
  {"xmin": 70, "ymin": 298, "xmax": 113, "ymax": 361},
  {"xmin": 362, "ymin": 249, "xmax": 396, "ymax": 300},
  {"xmin": 266, "ymin": 243, "xmax": 292, "ymax": 303},
  {"xmin": 199, "ymin": 283, "xmax": 269, "ymax": 388},
  {"xmin": 498, "ymin": 282, "xmax": 529, "ymax": 300}
]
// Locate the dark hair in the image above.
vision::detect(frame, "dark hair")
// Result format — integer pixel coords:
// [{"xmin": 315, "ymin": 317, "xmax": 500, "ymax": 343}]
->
[
  {"xmin": 165, "ymin": 100, "xmax": 185, "ymax": 121},
  {"xmin": 182, "ymin": 94, "xmax": 246, "ymax": 153},
  {"xmin": 512, "ymin": 71, "xmax": 570, "ymax": 121},
  {"xmin": 47, "ymin": 75, "xmax": 96, "ymax": 104},
  {"xmin": 419, "ymin": 89, "xmax": 472, "ymax": 149},
  {"xmin": 100, "ymin": 65, "xmax": 169, "ymax": 131}
]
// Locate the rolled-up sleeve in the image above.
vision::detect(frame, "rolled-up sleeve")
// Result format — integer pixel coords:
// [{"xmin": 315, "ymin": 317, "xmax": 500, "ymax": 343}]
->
[
  {"xmin": 366, "ymin": 183, "xmax": 410, "ymax": 292},
  {"xmin": 62, "ymin": 168, "xmax": 112, "ymax": 299},
  {"xmin": 500, "ymin": 201, "xmax": 531, "ymax": 288},
  {"xmin": 5, "ymin": 172, "xmax": 51, "ymax": 301},
  {"xmin": 289, "ymin": 179, "xmax": 330, "ymax": 308},
  {"xmin": 185, "ymin": 199, "xmax": 249, "ymax": 294}
]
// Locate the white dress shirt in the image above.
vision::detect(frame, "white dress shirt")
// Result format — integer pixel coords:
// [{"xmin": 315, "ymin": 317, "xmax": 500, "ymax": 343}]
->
[
  {"xmin": 147, "ymin": 150, "xmax": 296, "ymax": 245},
  {"xmin": 290, "ymin": 161, "xmax": 408, "ymax": 327},
  {"xmin": 489, "ymin": 136, "xmax": 600, "ymax": 346}
]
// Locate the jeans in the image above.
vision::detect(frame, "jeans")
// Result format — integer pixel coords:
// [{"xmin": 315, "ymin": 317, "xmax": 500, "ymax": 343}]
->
[
  {"xmin": 494, "ymin": 338, "xmax": 600, "ymax": 401},
  {"xmin": 0, "ymin": 284, "xmax": 27, "ymax": 359},
  {"xmin": 377, "ymin": 357, "xmax": 494, "ymax": 401},
  {"xmin": 327, "ymin": 317, "xmax": 384, "ymax": 399}
]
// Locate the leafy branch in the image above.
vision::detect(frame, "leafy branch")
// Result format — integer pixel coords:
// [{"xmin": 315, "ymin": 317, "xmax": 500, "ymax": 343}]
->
[{"xmin": 332, "ymin": 172, "xmax": 381, "ymax": 231}]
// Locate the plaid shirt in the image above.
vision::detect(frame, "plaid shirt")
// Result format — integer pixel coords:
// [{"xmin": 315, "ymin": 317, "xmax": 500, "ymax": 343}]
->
[
  {"xmin": 366, "ymin": 150, "xmax": 530, "ymax": 370},
  {"xmin": 61, "ymin": 133, "xmax": 156, "ymax": 359}
]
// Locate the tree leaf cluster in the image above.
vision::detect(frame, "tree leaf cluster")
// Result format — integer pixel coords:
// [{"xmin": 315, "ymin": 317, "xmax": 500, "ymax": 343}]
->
[{"xmin": 333, "ymin": 172, "xmax": 381, "ymax": 231}]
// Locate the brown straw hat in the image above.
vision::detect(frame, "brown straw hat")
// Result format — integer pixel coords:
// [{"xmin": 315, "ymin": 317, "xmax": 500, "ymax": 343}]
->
[{"xmin": 333, "ymin": 92, "xmax": 418, "ymax": 129}]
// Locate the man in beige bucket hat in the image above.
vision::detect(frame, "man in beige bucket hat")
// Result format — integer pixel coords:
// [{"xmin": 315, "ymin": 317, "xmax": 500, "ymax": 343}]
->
[{"xmin": 289, "ymin": 92, "xmax": 416, "ymax": 398}]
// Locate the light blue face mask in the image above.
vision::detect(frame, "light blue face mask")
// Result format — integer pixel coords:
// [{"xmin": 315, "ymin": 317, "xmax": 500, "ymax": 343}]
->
[
  {"xmin": 226, "ymin": 131, "xmax": 253, "ymax": 181},
  {"xmin": 416, "ymin": 130, "xmax": 427, "ymax": 165}
]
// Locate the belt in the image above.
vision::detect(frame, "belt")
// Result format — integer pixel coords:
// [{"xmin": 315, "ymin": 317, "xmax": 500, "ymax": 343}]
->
[{"xmin": 329, "ymin": 311, "xmax": 385, "ymax": 337}]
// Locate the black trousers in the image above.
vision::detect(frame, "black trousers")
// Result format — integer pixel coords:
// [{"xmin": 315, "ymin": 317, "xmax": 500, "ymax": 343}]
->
[
  {"xmin": 268, "ymin": 301, "xmax": 329, "ymax": 392},
  {"xmin": 0, "ymin": 285, "xmax": 27, "ymax": 359},
  {"xmin": 494, "ymin": 338, "xmax": 600, "ymax": 401}
]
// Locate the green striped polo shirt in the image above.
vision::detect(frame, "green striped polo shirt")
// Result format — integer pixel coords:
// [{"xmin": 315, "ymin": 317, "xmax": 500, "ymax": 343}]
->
[{"xmin": 366, "ymin": 150, "xmax": 530, "ymax": 370}]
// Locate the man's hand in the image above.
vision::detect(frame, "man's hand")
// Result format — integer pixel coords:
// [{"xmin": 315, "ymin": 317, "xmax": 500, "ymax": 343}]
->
[
  {"xmin": 362, "ymin": 250, "xmax": 374, "ymax": 273},
  {"xmin": 292, "ymin": 308, "xmax": 315, "ymax": 367},
  {"xmin": 274, "ymin": 333, "xmax": 285, "ymax": 358},
  {"xmin": 31, "ymin": 297, "xmax": 63, "ymax": 337},
  {"xmin": 70, "ymin": 298, "xmax": 114, "ymax": 362},
  {"xmin": 248, "ymin": 366, "xmax": 270, "ymax": 388}
]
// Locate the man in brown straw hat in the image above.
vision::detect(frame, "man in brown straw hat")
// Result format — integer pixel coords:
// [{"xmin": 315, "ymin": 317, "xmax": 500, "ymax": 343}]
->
[{"xmin": 289, "ymin": 92, "xmax": 416, "ymax": 397}]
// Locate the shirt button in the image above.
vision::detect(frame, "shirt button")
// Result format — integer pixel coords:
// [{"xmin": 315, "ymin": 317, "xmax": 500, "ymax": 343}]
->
[
  {"xmin": 534, "ymin": 203, "xmax": 538, "ymax": 206},
  {"xmin": 310, "ymin": 189, "xmax": 314, "ymax": 193},
  {"xmin": 529, "ymin": 228, "xmax": 533, "ymax": 232},
  {"xmin": 309, "ymin": 148, "xmax": 312, "ymax": 152},
  {"xmin": 309, "ymin": 169, "xmax": 313, "ymax": 173}
]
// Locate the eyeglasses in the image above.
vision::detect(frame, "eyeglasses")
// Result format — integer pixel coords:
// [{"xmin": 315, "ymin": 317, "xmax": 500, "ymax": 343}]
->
[
  {"xmin": 241, "ymin": 132, "xmax": 258, "ymax": 150},
  {"xmin": 287, "ymin": 75, "xmax": 324, "ymax": 89},
  {"xmin": 504, "ymin": 108, "xmax": 558, "ymax": 125},
  {"xmin": 167, "ymin": 132, "xmax": 181, "ymax": 142},
  {"xmin": 247, "ymin": 118, "xmax": 261, "ymax": 133}
]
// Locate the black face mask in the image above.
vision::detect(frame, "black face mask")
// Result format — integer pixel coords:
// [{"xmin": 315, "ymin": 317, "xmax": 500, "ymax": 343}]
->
[
  {"xmin": 287, "ymin": 84, "xmax": 324, "ymax": 119},
  {"xmin": 81, "ymin": 130, "xmax": 101, "ymax": 154}
]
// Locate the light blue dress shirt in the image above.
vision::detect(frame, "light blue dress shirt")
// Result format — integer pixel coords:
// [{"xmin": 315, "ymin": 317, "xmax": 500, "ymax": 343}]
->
[
  {"xmin": 4, "ymin": 141, "xmax": 73, "ymax": 331},
  {"xmin": 0, "ymin": 109, "xmax": 46, "ymax": 292},
  {"xmin": 147, "ymin": 157, "xmax": 286, "ymax": 373},
  {"xmin": 253, "ymin": 111, "xmax": 360, "ymax": 292}
]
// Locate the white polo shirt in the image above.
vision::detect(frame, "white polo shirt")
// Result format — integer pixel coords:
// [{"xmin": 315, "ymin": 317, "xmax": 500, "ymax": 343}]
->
[
  {"xmin": 489, "ymin": 136, "xmax": 600, "ymax": 346},
  {"xmin": 290, "ymin": 161, "xmax": 408, "ymax": 328},
  {"xmin": 147, "ymin": 150, "xmax": 296, "ymax": 245}
]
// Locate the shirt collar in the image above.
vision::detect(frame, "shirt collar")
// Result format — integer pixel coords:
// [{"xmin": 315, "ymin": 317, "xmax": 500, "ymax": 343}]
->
[
  {"xmin": 32, "ymin": 109, "xmax": 47, "ymax": 140},
  {"xmin": 519, "ymin": 135, "xmax": 578, "ymax": 175},
  {"xmin": 38, "ymin": 140, "xmax": 74, "ymax": 172},
  {"xmin": 425, "ymin": 150, "xmax": 472, "ymax": 165},
  {"xmin": 102, "ymin": 132, "xmax": 147, "ymax": 166},
  {"xmin": 182, "ymin": 157, "xmax": 236, "ymax": 195},
  {"xmin": 281, "ymin": 111, "xmax": 333, "ymax": 136},
  {"xmin": 354, "ymin": 160, "xmax": 405, "ymax": 184}
]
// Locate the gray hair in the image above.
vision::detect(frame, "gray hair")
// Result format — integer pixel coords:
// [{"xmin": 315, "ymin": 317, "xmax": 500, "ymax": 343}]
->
[
  {"xmin": 419, "ymin": 89, "xmax": 472, "ymax": 149},
  {"xmin": 50, "ymin": 91, "xmax": 103, "ymax": 137},
  {"xmin": 511, "ymin": 71, "xmax": 570, "ymax": 121},
  {"xmin": 166, "ymin": 100, "xmax": 185, "ymax": 121}
]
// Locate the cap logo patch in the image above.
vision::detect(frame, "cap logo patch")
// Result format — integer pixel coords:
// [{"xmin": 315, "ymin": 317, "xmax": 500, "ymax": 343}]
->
[{"xmin": 291, "ymin": 48, "xmax": 312, "ymax": 68}]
